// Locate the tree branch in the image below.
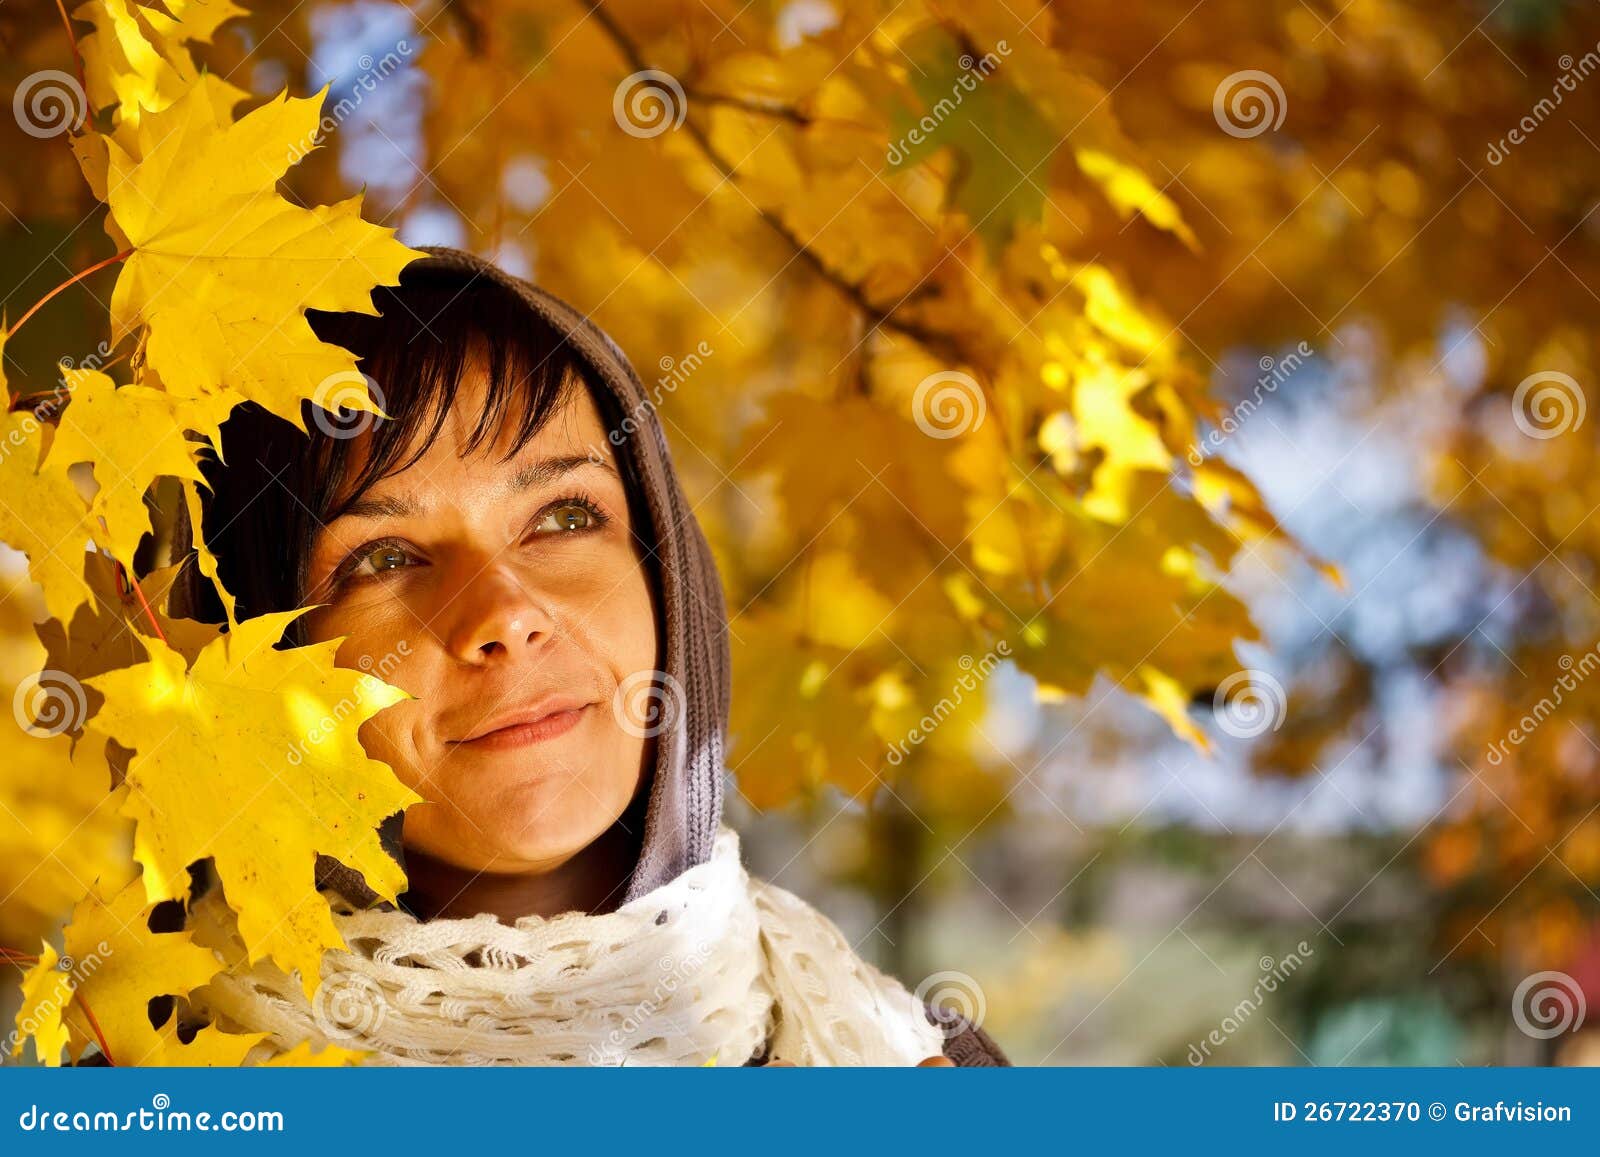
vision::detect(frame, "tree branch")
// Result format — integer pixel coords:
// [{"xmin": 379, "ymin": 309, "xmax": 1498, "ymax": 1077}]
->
[
  {"xmin": 580, "ymin": 0, "xmax": 969, "ymax": 367},
  {"xmin": 442, "ymin": 0, "xmax": 487, "ymax": 54}
]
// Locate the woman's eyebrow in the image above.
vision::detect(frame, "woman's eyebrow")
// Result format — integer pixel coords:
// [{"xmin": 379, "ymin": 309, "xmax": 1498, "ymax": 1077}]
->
[
  {"xmin": 328, "ymin": 454, "xmax": 620, "ymax": 522},
  {"xmin": 508, "ymin": 453, "xmax": 620, "ymax": 492}
]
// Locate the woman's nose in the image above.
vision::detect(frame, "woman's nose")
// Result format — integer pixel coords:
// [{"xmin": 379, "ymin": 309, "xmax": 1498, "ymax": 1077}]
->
[{"xmin": 439, "ymin": 562, "xmax": 557, "ymax": 665}]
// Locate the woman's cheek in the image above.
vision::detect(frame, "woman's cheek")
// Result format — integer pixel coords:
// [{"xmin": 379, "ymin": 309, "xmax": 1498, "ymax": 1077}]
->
[{"xmin": 324, "ymin": 598, "xmax": 419, "ymax": 674}]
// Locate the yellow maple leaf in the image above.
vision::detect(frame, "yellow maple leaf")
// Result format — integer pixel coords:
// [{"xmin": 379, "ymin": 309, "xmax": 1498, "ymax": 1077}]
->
[
  {"xmin": 49, "ymin": 876, "xmax": 251, "ymax": 1065},
  {"xmin": 10, "ymin": 942, "xmax": 74, "ymax": 1067},
  {"xmin": 35, "ymin": 553, "xmax": 225, "ymax": 682},
  {"xmin": 105, "ymin": 78, "xmax": 425, "ymax": 429},
  {"xmin": 730, "ymin": 610, "xmax": 890, "ymax": 808},
  {"xmin": 1071, "ymin": 360, "xmax": 1171, "ymax": 523},
  {"xmin": 0, "ymin": 411, "xmax": 102, "ymax": 623},
  {"xmin": 73, "ymin": 72, "xmax": 247, "ymax": 218},
  {"xmin": 131, "ymin": 557, "xmax": 229, "ymax": 661},
  {"xmin": 148, "ymin": 1020, "xmax": 270, "ymax": 1066},
  {"xmin": 42, "ymin": 369, "xmax": 210, "ymax": 568},
  {"xmin": 1074, "ymin": 148, "xmax": 1199, "ymax": 251},
  {"xmin": 0, "ymin": 739, "xmax": 135, "ymax": 956},
  {"xmin": 180, "ymin": 476, "xmax": 237, "ymax": 627},
  {"xmin": 75, "ymin": 0, "xmax": 248, "ymax": 127},
  {"xmin": 83, "ymin": 607, "xmax": 423, "ymax": 999},
  {"xmin": 257, "ymin": 1039, "xmax": 371, "ymax": 1067}
]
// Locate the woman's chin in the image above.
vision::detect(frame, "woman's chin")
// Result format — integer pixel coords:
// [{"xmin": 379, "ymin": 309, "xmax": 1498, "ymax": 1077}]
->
[
  {"xmin": 402, "ymin": 727, "xmax": 643, "ymax": 872},
  {"xmin": 447, "ymin": 779, "xmax": 633, "ymax": 868}
]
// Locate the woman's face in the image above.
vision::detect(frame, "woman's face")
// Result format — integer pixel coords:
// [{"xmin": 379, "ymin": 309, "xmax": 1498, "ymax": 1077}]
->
[{"xmin": 301, "ymin": 357, "xmax": 659, "ymax": 876}]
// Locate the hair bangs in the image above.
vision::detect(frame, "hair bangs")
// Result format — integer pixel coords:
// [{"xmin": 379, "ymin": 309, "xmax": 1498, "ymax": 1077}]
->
[
  {"xmin": 306, "ymin": 275, "xmax": 579, "ymax": 527},
  {"xmin": 184, "ymin": 266, "xmax": 614, "ymax": 634}
]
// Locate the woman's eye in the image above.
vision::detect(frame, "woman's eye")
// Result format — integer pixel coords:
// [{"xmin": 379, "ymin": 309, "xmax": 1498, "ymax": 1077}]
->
[
  {"xmin": 535, "ymin": 502, "xmax": 595, "ymax": 533},
  {"xmin": 354, "ymin": 543, "xmax": 414, "ymax": 577}
]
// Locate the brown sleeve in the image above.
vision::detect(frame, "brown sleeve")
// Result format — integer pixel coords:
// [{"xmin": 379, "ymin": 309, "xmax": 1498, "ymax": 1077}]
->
[{"xmin": 926, "ymin": 1001, "xmax": 1012, "ymax": 1066}]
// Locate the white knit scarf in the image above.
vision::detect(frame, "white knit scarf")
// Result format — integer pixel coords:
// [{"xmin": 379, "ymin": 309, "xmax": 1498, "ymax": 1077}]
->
[{"xmin": 194, "ymin": 827, "xmax": 947, "ymax": 1066}]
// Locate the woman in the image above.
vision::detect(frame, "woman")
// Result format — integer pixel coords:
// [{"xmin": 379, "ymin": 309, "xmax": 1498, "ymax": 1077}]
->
[{"xmin": 174, "ymin": 248, "xmax": 1009, "ymax": 1067}]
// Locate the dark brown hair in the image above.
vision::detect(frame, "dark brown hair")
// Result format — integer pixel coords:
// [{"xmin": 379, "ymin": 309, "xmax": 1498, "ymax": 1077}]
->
[{"xmin": 181, "ymin": 264, "xmax": 650, "ymax": 644}]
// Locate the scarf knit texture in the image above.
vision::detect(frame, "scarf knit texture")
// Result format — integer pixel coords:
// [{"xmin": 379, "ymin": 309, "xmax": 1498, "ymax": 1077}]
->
[{"xmin": 193, "ymin": 828, "xmax": 947, "ymax": 1066}]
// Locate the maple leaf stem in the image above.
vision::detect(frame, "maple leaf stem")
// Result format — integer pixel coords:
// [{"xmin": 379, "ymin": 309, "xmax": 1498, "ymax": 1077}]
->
[
  {"xmin": 116, "ymin": 562, "xmax": 169, "ymax": 646},
  {"xmin": 679, "ymin": 90, "xmax": 879, "ymax": 135},
  {"xmin": 2, "ymin": 944, "xmax": 116, "ymax": 1065},
  {"xmin": 74, "ymin": 1000, "xmax": 117, "ymax": 1066},
  {"xmin": 681, "ymin": 90, "xmax": 811, "ymax": 126},
  {"xmin": 11, "ymin": 250, "xmax": 133, "ymax": 340},
  {"xmin": 52, "ymin": 0, "xmax": 89, "ymax": 105}
]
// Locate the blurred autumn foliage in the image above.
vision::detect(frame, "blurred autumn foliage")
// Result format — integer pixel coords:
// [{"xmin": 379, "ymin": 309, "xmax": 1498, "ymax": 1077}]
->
[{"xmin": 3, "ymin": 0, "xmax": 1600, "ymax": 1061}]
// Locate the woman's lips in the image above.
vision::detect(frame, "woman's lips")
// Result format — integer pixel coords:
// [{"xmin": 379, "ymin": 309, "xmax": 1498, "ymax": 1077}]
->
[{"xmin": 453, "ymin": 703, "xmax": 592, "ymax": 750}]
